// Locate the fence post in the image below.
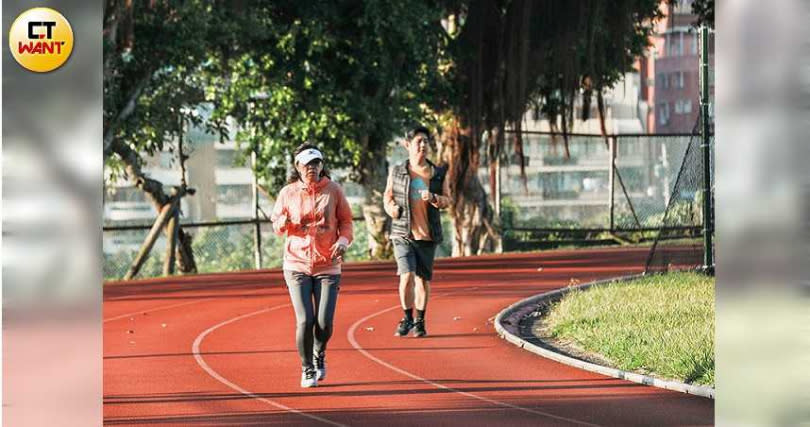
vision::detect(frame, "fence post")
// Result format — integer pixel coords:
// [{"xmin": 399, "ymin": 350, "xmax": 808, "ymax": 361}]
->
[
  {"xmin": 700, "ymin": 26, "xmax": 714, "ymax": 270},
  {"xmin": 252, "ymin": 148, "xmax": 262, "ymax": 270},
  {"xmin": 608, "ymin": 136, "xmax": 616, "ymax": 231},
  {"xmin": 494, "ymin": 149, "xmax": 503, "ymax": 253}
]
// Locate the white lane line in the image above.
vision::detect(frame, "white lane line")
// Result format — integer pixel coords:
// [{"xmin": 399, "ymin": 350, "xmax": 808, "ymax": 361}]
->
[
  {"xmin": 104, "ymin": 300, "xmax": 202, "ymax": 323},
  {"xmin": 192, "ymin": 304, "xmax": 348, "ymax": 427},
  {"xmin": 346, "ymin": 292, "xmax": 602, "ymax": 427}
]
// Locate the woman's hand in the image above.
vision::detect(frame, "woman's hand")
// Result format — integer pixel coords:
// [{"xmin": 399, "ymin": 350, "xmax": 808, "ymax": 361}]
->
[
  {"xmin": 294, "ymin": 218, "xmax": 313, "ymax": 234},
  {"xmin": 330, "ymin": 241, "xmax": 348, "ymax": 262},
  {"xmin": 273, "ymin": 214, "xmax": 290, "ymax": 234}
]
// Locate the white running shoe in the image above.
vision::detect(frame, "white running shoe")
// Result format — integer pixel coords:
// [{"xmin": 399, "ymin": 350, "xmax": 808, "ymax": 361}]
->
[
  {"xmin": 301, "ymin": 367, "xmax": 318, "ymax": 388},
  {"xmin": 314, "ymin": 352, "xmax": 327, "ymax": 381}
]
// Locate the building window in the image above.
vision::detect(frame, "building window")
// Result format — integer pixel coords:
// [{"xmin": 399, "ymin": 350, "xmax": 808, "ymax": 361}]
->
[
  {"xmin": 658, "ymin": 102, "xmax": 670, "ymax": 125},
  {"xmin": 671, "ymin": 71, "xmax": 685, "ymax": 89},
  {"xmin": 674, "ymin": 99, "xmax": 693, "ymax": 115},
  {"xmin": 217, "ymin": 184, "xmax": 252, "ymax": 205},
  {"xmin": 673, "ymin": 0, "xmax": 694, "ymax": 15},
  {"xmin": 107, "ymin": 187, "xmax": 146, "ymax": 203},
  {"xmin": 669, "ymin": 35, "xmax": 680, "ymax": 56},
  {"xmin": 667, "ymin": 30, "xmax": 687, "ymax": 57},
  {"xmin": 657, "ymin": 73, "xmax": 669, "ymax": 89},
  {"xmin": 159, "ymin": 152, "xmax": 173, "ymax": 169},
  {"xmin": 217, "ymin": 149, "xmax": 241, "ymax": 168}
]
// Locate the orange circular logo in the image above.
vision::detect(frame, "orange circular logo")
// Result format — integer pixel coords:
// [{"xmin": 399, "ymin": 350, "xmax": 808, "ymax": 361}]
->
[{"xmin": 9, "ymin": 7, "xmax": 74, "ymax": 73}]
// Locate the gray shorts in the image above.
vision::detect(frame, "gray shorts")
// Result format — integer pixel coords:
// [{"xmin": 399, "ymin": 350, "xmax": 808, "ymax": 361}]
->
[{"xmin": 392, "ymin": 238, "xmax": 437, "ymax": 280}]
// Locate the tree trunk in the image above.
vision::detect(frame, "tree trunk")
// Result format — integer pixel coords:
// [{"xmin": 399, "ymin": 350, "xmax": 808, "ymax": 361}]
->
[
  {"xmin": 437, "ymin": 119, "xmax": 499, "ymax": 256},
  {"xmin": 109, "ymin": 138, "xmax": 197, "ymax": 273},
  {"xmin": 357, "ymin": 134, "xmax": 392, "ymax": 259}
]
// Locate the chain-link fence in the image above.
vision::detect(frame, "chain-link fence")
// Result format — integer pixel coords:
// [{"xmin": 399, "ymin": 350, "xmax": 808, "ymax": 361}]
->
[
  {"xmin": 494, "ymin": 132, "xmax": 705, "ymax": 251},
  {"xmin": 498, "ymin": 134, "xmax": 611, "ymax": 229},
  {"xmin": 103, "ymin": 216, "xmax": 457, "ymax": 280},
  {"xmin": 103, "ymin": 221, "xmax": 284, "ymax": 279},
  {"xmin": 613, "ymin": 134, "xmax": 696, "ymax": 230},
  {"xmin": 644, "ymin": 133, "xmax": 714, "ymax": 273},
  {"xmin": 103, "ymin": 132, "xmax": 708, "ymax": 280},
  {"xmin": 498, "ymin": 132, "xmax": 700, "ymax": 230}
]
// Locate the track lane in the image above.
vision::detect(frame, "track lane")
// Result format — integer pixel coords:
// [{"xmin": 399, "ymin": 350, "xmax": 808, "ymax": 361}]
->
[{"xmin": 104, "ymin": 247, "xmax": 712, "ymax": 426}]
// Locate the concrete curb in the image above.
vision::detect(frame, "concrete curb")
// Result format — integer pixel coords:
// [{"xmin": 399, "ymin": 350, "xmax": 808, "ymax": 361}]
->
[{"xmin": 494, "ymin": 274, "xmax": 715, "ymax": 399}]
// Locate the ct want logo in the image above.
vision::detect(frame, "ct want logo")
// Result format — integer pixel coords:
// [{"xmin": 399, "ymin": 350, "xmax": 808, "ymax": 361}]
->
[{"xmin": 9, "ymin": 7, "xmax": 74, "ymax": 72}]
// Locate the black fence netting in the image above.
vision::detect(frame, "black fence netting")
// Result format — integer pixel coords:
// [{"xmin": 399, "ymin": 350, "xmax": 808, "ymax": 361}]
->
[{"xmin": 644, "ymin": 132, "xmax": 713, "ymax": 273}]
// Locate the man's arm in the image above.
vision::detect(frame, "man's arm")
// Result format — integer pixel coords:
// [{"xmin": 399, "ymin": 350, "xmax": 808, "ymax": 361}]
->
[
  {"xmin": 383, "ymin": 170, "xmax": 401, "ymax": 218},
  {"xmin": 429, "ymin": 173, "xmax": 453, "ymax": 210}
]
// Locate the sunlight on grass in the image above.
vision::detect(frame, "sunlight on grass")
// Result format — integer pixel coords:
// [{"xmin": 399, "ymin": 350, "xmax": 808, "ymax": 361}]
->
[{"xmin": 546, "ymin": 272, "xmax": 715, "ymax": 385}]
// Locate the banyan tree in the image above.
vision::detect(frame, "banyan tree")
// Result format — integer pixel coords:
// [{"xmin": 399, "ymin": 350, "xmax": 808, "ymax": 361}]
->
[{"xmin": 436, "ymin": 0, "xmax": 663, "ymax": 256}]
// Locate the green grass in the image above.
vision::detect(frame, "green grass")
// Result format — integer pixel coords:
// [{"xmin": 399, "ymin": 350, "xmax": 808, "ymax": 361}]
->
[{"xmin": 546, "ymin": 272, "xmax": 715, "ymax": 385}]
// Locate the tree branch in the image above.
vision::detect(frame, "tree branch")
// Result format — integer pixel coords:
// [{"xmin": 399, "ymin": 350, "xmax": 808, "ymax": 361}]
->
[
  {"xmin": 108, "ymin": 136, "xmax": 169, "ymax": 208},
  {"xmin": 103, "ymin": 72, "xmax": 152, "ymax": 157}
]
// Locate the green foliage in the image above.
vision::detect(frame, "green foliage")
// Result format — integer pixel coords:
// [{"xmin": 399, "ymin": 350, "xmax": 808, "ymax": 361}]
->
[
  {"xmin": 500, "ymin": 197, "xmax": 583, "ymax": 230},
  {"xmin": 437, "ymin": 216, "xmax": 454, "ymax": 258},
  {"xmin": 690, "ymin": 0, "xmax": 714, "ymax": 29},
  {"xmin": 103, "ymin": 251, "xmax": 163, "ymax": 280},
  {"xmin": 103, "ymin": 1, "xmax": 676, "ymax": 263},
  {"xmin": 642, "ymin": 199, "xmax": 702, "ymax": 228},
  {"xmin": 211, "ymin": 1, "xmax": 450, "ymax": 191},
  {"xmin": 547, "ymin": 272, "xmax": 715, "ymax": 385},
  {"xmin": 104, "ymin": 1, "xmax": 240, "ymax": 179},
  {"xmin": 344, "ymin": 225, "xmax": 370, "ymax": 263},
  {"xmin": 499, "ymin": 196, "xmax": 520, "ymax": 229},
  {"xmin": 192, "ymin": 226, "xmax": 255, "ymax": 273},
  {"xmin": 103, "ymin": 222, "xmax": 374, "ymax": 280}
]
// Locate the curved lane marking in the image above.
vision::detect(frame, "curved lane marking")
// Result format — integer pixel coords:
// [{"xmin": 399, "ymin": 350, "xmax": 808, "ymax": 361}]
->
[
  {"xmin": 192, "ymin": 304, "xmax": 347, "ymax": 427},
  {"xmin": 346, "ymin": 291, "xmax": 602, "ymax": 427}
]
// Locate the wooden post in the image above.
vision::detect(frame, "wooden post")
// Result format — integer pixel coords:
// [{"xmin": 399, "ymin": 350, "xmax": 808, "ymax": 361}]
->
[
  {"xmin": 124, "ymin": 198, "xmax": 178, "ymax": 280},
  {"xmin": 162, "ymin": 209, "xmax": 179, "ymax": 276}
]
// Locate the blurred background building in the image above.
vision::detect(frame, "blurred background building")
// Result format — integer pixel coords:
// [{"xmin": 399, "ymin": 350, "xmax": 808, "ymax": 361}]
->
[{"xmin": 639, "ymin": 0, "xmax": 715, "ymax": 133}]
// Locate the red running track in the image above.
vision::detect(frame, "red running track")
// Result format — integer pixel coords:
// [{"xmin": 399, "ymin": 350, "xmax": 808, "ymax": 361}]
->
[{"xmin": 104, "ymin": 246, "xmax": 713, "ymax": 426}]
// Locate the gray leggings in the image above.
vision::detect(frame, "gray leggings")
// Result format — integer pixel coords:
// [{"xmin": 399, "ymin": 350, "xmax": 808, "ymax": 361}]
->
[{"xmin": 283, "ymin": 271, "xmax": 341, "ymax": 370}]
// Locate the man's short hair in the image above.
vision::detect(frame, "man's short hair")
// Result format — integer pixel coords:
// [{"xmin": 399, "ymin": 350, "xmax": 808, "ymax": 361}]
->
[{"xmin": 407, "ymin": 125, "xmax": 431, "ymax": 141}]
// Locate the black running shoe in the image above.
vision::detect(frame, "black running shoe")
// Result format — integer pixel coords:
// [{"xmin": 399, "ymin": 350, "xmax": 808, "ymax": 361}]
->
[
  {"xmin": 314, "ymin": 352, "xmax": 326, "ymax": 381},
  {"xmin": 394, "ymin": 318, "xmax": 414, "ymax": 336},
  {"xmin": 413, "ymin": 319, "xmax": 427, "ymax": 337}
]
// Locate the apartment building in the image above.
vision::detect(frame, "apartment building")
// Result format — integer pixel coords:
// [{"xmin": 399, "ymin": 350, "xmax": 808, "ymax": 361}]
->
[{"xmin": 639, "ymin": 0, "xmax": 714, "ymax": 133}]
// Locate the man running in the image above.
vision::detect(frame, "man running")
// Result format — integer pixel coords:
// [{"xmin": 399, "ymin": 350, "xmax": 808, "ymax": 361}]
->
[{"xmin": 383, "ymin": 125, "xmax": 452, "ymax": 337}]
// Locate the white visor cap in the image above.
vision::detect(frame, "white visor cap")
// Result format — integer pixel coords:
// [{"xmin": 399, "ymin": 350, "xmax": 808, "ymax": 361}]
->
[{"xmin": 295, "ymin": 148, "xmax": 323, "ymax": 165}]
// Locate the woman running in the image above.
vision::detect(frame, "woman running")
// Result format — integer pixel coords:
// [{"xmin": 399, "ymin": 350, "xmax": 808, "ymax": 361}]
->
[{"xmin": 271, "ymin": 143, "xmax": 353, "ymax": 388}]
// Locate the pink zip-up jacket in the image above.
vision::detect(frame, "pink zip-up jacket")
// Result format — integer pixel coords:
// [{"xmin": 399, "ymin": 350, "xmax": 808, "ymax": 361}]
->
[{"xmin": 271, "ymin": 177, "xmax": 354, "ymax": 275}]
